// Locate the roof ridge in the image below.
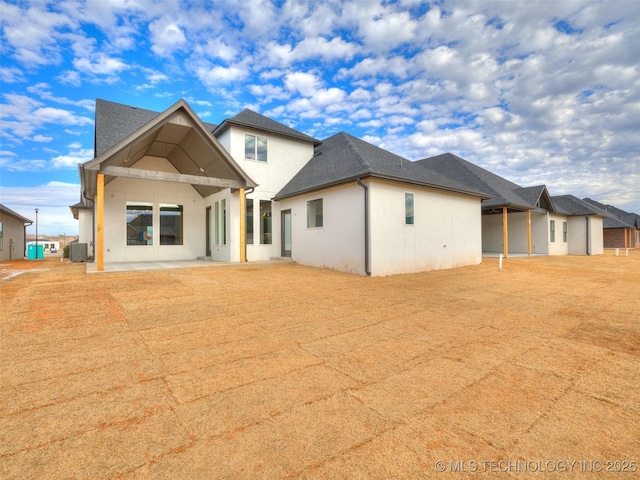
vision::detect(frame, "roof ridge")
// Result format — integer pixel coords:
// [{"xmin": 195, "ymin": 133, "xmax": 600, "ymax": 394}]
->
[
  {"xmin": 447, "ymin": 154, "xmax": 504, "ymax": 200},
  {"xmin": 340, "ymin": 132, "xmax": 373, "ymax": 172}
]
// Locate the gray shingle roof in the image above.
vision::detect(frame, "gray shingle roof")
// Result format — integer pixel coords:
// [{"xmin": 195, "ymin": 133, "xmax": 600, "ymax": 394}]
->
[
  {"xmin": 213, "ymin": 109, "xmax": 320, "ymax": 145},
  {"xmin": 95, "ymin": 99, "xmax": 217, "ymax": 156},
  {"xmin": 275, "ymin": 132, "xmax": 488, "ymax": 200},
  {"xmin": 582, "ymin": 198, "xmax": 640, "ymax": 228},
  {"xmin": 417, "ymin": 153, "xmax": 553, "ymax": 211},
  {"xmin": 551, "ymin": 195, "xmax": 608, "ymax": 216},
  {"xmin": 0, "ymin": 204, "xmax": 33, "ymax": 223}
]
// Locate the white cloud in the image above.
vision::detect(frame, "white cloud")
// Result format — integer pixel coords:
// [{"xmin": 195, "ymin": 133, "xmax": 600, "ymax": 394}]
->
[
  {"xmin": 0, "ymin": 66, "xmax": 25, "ymax": 83},
  {"xmin": 284, "ymin": 72, "xmax": 320, "ymax": 96},
  {"xmin": 0, "ymin": 0, "xmax": 637, "ymax": 213},
  {"xmin": 73, "ymin": 52, "xmax": 129, "ymax": 76},
  {"xmin": 149, "ymin": 17, "xmax": 188, "ymax": 57},
  {"xmin": 1, "ymin": 2, "xmax": 74, "ymax": 65},
  {"xmin": 358, "ymin": 9, "xmax": 418, "ymax": 53},
  {"xmin": 51, "ymin": 148, "xmax": 93, "ymax": 169}
]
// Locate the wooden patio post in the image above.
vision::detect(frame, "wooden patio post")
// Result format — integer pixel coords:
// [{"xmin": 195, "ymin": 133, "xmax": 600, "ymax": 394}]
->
[
  {"xmin": 97, "ymin": 173, "xmax": 104, "ymax": 271},
  {"xmin": 239, "ymin": 188, "xmax": 246, "ymax": 263},
  {"xmin": 502, "ymin": 206, "xmax": 509, "ymax": 258}
]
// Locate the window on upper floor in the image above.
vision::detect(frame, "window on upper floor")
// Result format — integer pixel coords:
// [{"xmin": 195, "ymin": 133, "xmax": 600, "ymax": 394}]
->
[{"xmin": 245, "ymin": 134, "xmax": 268, "ymax": 162}]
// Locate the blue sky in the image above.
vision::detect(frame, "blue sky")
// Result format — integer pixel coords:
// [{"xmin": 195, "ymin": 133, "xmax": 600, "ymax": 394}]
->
[{"xmin": 1, "ymin": 0, "xmax": 639, "ymax": 235}]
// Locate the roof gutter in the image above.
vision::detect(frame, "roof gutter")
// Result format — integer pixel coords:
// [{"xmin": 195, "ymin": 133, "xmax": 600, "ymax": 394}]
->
[
  {"xmin": 356, "ymin": 178, "xmax": 371, "ymax": 276},
  {"xmin": 80, "ymin": 165, "xmax": 96, "ymax": 261}
]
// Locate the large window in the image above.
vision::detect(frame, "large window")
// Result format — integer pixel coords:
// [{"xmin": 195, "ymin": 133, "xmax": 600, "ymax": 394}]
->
[
  {"xmin": 563, "ymin": 222, "xmax": 568, "ymax": 243},
  {"xmin": 245, "ymin": 134, "xmax": 268, "ymax": 162},
  {"xmin": 307, "ymin": 198, "xmax": 323, "ymax": 228},
  {"xmin": 405, "ymin": 193, "xmax": 414, "ymax": 225},
  {"xmin": 550, "ymin": 220, "xmax": 556, "ymax": 242},
  {"xmin": 260, "ymin": 200, "xmax": 272, "ymax": 244},
  {"xmin": 126, "ymin": 203, "xmax": 153, "ymax": 245},
  {"xmin": 160, "ymin": 204, "xmax": 183, "ymax": 245},
  {"xmin": 246, "ymin": 198, "xmax": 254, "ymax": 244}
]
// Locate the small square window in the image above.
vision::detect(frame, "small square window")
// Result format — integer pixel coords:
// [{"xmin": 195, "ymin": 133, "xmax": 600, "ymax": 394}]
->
[{"xmin": 307, "ymin": 199, "xmax": 323, "ymax": 228}]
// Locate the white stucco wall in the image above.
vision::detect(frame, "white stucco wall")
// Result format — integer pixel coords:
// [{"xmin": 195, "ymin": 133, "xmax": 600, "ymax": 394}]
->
[
  {"xmin": 481, "ymin": 213, "xmax": 503, "ymax": 253},
  {"xmin": 224, "ymin": 127, "xmax": 315, "ymax": 196},
  {"xmin": 78, "ymin": 209, "xmax": 93, "ymax": 248},
  {"xmin": 99, "ymin": 156, "xmax": 206, "ymax": 263},
  {"xmin": 216, "ymin": 125, "xmax": 316, "ymax": 262},
  {"xmin": 507, "ymin": 211, "xmax": 529, "ymax": 254},
  {"xmin": 567, "ymin": 216, "xmax": 588, "ymax": 255},
  {"xmin": 567, "ymin": 216, "xmax": 604, "ymax": 255},
  {"xmin": 548, "ymin": 214, "xmax": 569, "ymax": 255},
  {"xmin": 369, "ymin": 180, "xmax": 482, "ymax": 276},
  {"xmin": 530, "ymin": 212, "xmax": 549, "ymax": 254},
  {"xmin": 589, "ymin": 216, "xmax": 604, "ymax": 254},
  {"xmin": 482, "ymin": 210, "xmax": 549, "ymax": 255},
  {"xmin": 276, "ymin": 183, "xmax": 366, "ymax": 275}
]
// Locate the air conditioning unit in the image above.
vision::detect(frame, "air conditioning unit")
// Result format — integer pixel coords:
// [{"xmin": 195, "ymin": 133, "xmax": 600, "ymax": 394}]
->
[{"xmin": 70, "ymin": 243, "xmax": 87, "ymax": 262}]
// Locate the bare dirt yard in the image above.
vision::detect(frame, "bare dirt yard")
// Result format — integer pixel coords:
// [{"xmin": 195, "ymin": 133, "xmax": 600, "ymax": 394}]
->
[{"xmin": 1, "ymin": 252, "xmax": 639, "ymax": 479}]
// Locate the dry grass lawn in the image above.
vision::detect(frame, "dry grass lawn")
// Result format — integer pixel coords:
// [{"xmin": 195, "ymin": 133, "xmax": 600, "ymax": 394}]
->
[{"xmin": 1, "ymin": 252, "xmax": 639, "ymax": 479}]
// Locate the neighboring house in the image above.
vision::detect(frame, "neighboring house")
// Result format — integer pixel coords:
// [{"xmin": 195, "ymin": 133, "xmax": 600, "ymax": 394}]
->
[
  {"xmin": 550, "ymin": 195, "xmax": 606, "ymax": 255},
  {"xmin": 417, "ymin": 154, "xmax": 608, "ymax": 257},
  {"xmin": 417, "ymin": 153, "xmax": 558, "ymax": 257},
  {"xmin": 0, "ymin": 204, "xmax": 32, "ymax": 261},
  {"xmin": 582, "ymin": 198, "xmax": 640, "ymax": 249},
  {"xmin": 72, "ymin": 99, "xmax": 488, "ymax": 275},
  {"xmin": 25, "ymin": 240, "xmax": 61, "ymax": 253}
]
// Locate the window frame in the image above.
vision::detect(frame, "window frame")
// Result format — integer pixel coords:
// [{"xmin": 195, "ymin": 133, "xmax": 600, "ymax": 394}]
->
[
  {"xmin": 246, "ymin": 198, "xmax": 254, "ymax": 245},
  {"xmin": 550, "ymin": 219, "xmax": 556, "ymax": 243},
  {"xmin": 221, "ymin": 199, "xmax": 227, "ymax": 246},
  {"xmin": 159, "ymin": 204, "xmax": 184, "ymax": 246},
  {"xmin": 307, "ymin": 198, "xmax": 324, "ymax": 228},
  {"xmin": 563, "ymin": 221, "xmax": 568, "ymax": 243},
  {"xmin": 405, "ymin": 192, "xmax": 415, "ymax": 225},
  {"xmin": 260, "ymin": 200, "xmax": 272, "ymax": 244},
  {"xmin": 126, "ymin": 202, "xmax": 154, "ymax": 246},
  {"xmin": 244, "ymin": 134, "xmax": 268, "ymax": 162},
  {"xmin": 214, "ymin": 201, "xmax": 220, "ymax": 245}
]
